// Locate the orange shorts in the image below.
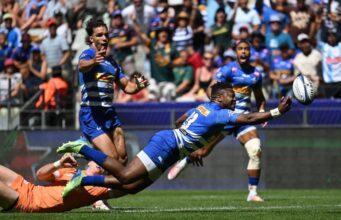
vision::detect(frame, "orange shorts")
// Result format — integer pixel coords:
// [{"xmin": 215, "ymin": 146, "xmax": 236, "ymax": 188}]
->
[{"xmin": 10, "ymin": 175, "xmax": 42, "ymax": 212}]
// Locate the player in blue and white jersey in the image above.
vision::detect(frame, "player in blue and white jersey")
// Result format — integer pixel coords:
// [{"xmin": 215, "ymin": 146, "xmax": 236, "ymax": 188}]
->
[
  {"xmin": 78, "ymin": 18, "xmax": 149, "ymax": 165},
  {"xmin": 56, "ymin": 82, "xmax": 291, "ymax": 197},
  {"xmin": 168, "ymin": 40, "xmax": 267, "ymax": 202}
]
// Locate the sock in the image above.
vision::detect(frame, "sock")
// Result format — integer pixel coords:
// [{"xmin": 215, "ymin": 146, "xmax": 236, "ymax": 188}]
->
[
  {"xmin": 248, "ymin": 177, "xmax": 259, "ymax": 189},
  {"xmin": 80, "ymin": 146, "xmax": 108, "ymax": 166},
  {"xmin": 81, "ymin": 175, "xmax": 105, "ymax": 186},
  {"xmin": 185, "ymin": 156, "xmax": 192, "ymax": 163}
]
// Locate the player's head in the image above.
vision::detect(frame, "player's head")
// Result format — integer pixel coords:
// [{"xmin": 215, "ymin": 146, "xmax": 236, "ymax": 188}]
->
[
  {"xmin": 86, "ymin": 161, "xmax": 105, "ymax": 175},
  {"xmin": 85, "ymin": 19, "xmax": 109, "ymax": 51},
  {"xmin": 234, "ymin": 40, "xmax": 251, "ymax": 65},
  {"xmin": 210, "ymin": 82, "xmax": 236, "ymax": 110}
]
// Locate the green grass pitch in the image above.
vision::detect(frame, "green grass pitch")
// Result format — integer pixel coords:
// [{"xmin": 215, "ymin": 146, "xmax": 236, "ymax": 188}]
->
[{"xmin": 2, "ymin": 189, "xmax": 341, "ymax": 220}]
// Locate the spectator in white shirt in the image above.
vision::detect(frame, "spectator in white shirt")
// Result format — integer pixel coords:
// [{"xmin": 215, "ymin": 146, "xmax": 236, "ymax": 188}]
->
[{"xmin": 293, "ymin": 33, "xmax": 322, "ymax": 94}]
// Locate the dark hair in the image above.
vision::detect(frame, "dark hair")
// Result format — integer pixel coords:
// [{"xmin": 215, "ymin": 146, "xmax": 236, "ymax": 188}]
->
[
  {"xmin": 233, "ymin": 39, "xmax": 251, "ymax": 49},
  {"xmin": 85, "ymin": 19, "xmax": 108, "ymax": 45},
  {"xmin": 210, "ymin": 82, "xmax": 233, "ymax": 100},
  {"xmin": 214, "ymin": 7, "xmax": 227, "ymax": 23}
]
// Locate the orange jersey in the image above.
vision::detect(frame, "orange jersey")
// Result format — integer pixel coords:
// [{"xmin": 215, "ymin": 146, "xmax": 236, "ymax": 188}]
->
[{"xmin": 11, "ymin": 168, "xmax": 110, "ymax": 213}]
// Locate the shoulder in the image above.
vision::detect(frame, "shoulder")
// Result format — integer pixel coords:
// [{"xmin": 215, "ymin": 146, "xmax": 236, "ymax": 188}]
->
[{"xmin": 80, "ymin": 47, "xmax": 95, "ymax": 58}]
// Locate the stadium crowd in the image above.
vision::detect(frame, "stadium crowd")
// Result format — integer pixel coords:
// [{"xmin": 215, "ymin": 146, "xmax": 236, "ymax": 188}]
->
[{"xmin": 0, "ymin": 0, "xmax": 340, "ymax": 106}]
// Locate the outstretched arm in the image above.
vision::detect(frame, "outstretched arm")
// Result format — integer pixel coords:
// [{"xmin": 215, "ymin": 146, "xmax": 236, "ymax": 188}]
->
[
  {"xmin": 36, "ymin": 153, "xmax": 77, "ymax": 182},
  {"xmin": 234, "ymin": 97, "xmax": 291, "ymax": 125}
]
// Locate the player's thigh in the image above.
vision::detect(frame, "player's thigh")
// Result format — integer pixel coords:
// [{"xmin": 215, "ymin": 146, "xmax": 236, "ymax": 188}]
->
[
  {"xmin": 0, "ymin": 181, "xmax": 19, "ymax": 210},
  {"xmin": 92, "ymin": 133, "xmax": 117, "ymax": 158},
  {"xmin": 0, "ymin": 165, "xmax": 19, "ymax": 186},
  {"xmin": 238, "ymin": 129, "xmax": 259, "ymax": 145},
  {"xmin": 112, "ymin": 127, "xmax": 127, "ymax": 158},
  {"xmin": 122, "ymin": 156, "xmax": 150, "ymax": 182}
]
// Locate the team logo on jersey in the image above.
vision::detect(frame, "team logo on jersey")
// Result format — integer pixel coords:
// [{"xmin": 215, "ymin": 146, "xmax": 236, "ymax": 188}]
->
[
  {"xmin": 197, "ymin": 106, "xmax": 210, "ymax": 116},
  {"xmin": 96, "ymin": 72, "xmax": 115, "ymax": 81},
  {"xmin": 232, "ymin": 67, "xmax": 237, "ymax": 72},
  {"xmin": 233, "ymin": 85, "xmax": 251, "ymax": 95}
]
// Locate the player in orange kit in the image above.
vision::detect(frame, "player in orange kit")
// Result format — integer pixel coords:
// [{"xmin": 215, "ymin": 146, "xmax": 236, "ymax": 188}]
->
[{"xmin": 0, "ymin": 153, "xmax": 125, "ymax": 212}]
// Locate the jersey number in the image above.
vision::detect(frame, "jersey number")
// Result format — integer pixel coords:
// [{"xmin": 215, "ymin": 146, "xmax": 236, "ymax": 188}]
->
[{"xmin": 181, "ymin": 112, "xmax": 198, "ymax": 129}]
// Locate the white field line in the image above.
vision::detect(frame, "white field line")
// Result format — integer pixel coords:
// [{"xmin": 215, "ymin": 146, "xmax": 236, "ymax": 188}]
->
[{"xmin": 84, "ymin": 204, "xmax": 341, "ymax": 213}]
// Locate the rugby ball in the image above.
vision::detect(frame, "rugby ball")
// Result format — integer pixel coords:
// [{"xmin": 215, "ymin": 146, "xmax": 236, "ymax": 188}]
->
[{"xmin": 292, "ymin": 74, "xmax": 315, "ymax": 105}]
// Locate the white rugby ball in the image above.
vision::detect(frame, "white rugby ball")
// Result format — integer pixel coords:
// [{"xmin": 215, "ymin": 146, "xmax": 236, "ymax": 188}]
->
[{"xmin": 292, "ymin": 74, "xmax": 316, "ymax": 105}]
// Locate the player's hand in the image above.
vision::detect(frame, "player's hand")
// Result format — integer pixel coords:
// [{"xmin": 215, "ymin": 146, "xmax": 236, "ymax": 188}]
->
[
  {"xmin": 131, "ymin": 71, "xmax": 149, "ymax": 90},
  {"xmin": 94, "ymin": 46, "xmax": 106, "ymax": 65},
  {"xmin": 278, "ymin": 96, "xmax": 292, "ymax": 114},
  {"xmin": 60, "ymin": 153, "xmax": 78, "ymax": 168},
  {"xmin": 188, "ymin": 152, "xmax": 204, "ymax": 167}
]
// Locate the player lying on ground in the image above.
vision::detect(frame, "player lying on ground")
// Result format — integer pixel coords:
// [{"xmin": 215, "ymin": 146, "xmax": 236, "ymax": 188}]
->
[
  {"xmin": 57, "ymin": 82, "xmax": 292, "ymax": 197},
  {"xmin": 0, "ymin": 153, "xmax": 126, "ymax": 212}
]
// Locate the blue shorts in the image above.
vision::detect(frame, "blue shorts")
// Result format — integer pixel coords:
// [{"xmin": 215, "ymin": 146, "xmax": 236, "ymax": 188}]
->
[
  {"xmin": 223, "ymin": 124, "xmax": 257, "ymax": 139},
  {"xmin": 137, "ymin": 130, "xmax": 180, "ymax": 180},
  {"xmin": 79, "ymin": 106, "xmax": 122, "ymax": 141}
]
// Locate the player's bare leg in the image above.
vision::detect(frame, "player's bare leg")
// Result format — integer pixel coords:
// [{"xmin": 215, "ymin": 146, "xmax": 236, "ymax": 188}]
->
[
  {"xmin": 112, "ymin": 127, "xmax": 128, "ymax": 165},
  {"xmin": 92, "ymin": 128, "xmax": 128, "ymax": 209},
  {"xmin": 0, "ymin": 165, "xmax": 20, "ymax": 210},
  {"xmin": 238, "ymin": 129, "xmax": 264, "ymax": 202}
]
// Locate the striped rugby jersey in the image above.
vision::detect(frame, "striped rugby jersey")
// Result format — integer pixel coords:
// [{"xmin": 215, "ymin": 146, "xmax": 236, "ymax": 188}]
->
[
  {"xmin": 173, "ymin": 102, "xmax": 240, "ymax": 154},
  {"xmin": 78, "ymin": 47, "xmax": 125, "ymax": 107},
  {"xmin": 215, "ymin": 61, "xmax": 262, "ymax": 113}
]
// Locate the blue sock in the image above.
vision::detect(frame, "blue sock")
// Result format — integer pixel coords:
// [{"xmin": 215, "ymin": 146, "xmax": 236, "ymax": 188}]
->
[
  {"xmin": 80, "ymin": 146, "xmax": 108, "ymax": 166},
  {"xmin": 81, "ymin": 175, "xmax": 105, "ymax": 186},
  {"xmin": 248, "ymin": 177, "xmax": 259, "ymax": 186},
  {"xmin": 185, "ymin": 157, "xmax": 192, "ymax": 163}
]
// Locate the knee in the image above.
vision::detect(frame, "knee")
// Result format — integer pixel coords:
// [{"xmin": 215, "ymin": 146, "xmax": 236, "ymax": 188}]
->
[{"xmin": 244, "ymin": 138, "xmax": 262, "ymax": 170}]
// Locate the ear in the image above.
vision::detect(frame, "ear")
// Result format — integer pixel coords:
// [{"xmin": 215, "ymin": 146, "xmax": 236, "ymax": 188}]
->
[{"xmin": 89, "ymin": 36, "xmax": 94, "ymax": 44}]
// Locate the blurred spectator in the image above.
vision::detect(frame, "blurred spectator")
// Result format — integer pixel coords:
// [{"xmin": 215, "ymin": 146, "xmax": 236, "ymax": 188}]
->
[
  {"xmin": 148, "ymin": 6, "xmax": 175, "ymax": 40},
  {"xmin": 206, "ymin": 0, "xmax": 235, "ymax": 29},
  {"xmin": 12, "ymin": 32, "xmax": 33, "ymax": 71},
  {"xmin": 238, "ymin": 25, "xmax": 250, "ymax": 41},
  {"xmin": 209, "ymin": 7, "xmax": 234, "ymax": 51},
  {"xmin": 222, "ymin": 48, "xmax": 236, "ymax": 65},
  {"xmin": 180, "ymin": 0, "xmax": 205, "ymax": 53},
  {"xmin": 65, "ymin": 0, "xmax": 88, "ymax": 31},
  {"xmin": 44, "ymin": 0, "xmax": 67, "ymax": 20},
  {"xmin": 187, "ymin": 46, "xmax": 203, "ymax": 72},
  {"xmin": 172, "ymin": 11, "xmax": 193, "ymax": 51},
  {"xmin": 42, "ymin": 11, "xmax": 72, "ymax": 44},
  {"xmin": 20, "ymin": 0, "xmax": 48, "ymax": 31},
  {"xmin": 109, "ymin": 10, "xmax": 138, "ymax": 76},
  {"xmin": 0, "ymin": 58, "xmax": 22, "ymax": 104},
  {"xmin": 3, "ymin": 13, "xmax": 21, "ymax": 50},
  {"xmin": 122, "ymin": 0, "xmax": 155, "ymax": 34},
  {"xmin": 269, "ymin": 43, "xmax": 295, "ymax": 99},
  {"xmin": 0, "ymin": 32, "xmax": 12, "ymax": 72},
  {"xmin": 35, "ymin": 66, "xmax": 68, "ymax": 110},
  {"xmin": 317, "ymin": 29, "xmax": 341, "ymax": 98},
  {"xmin": 173, "ymin": 50, "xmax": 193, "ymax": 97},
  {"xmin": 317, "ymin": 4, "xmax": 341, "ymax": 43},
  {"xmin": 40, "ymin": 18, "xmax": 70, "ymax": 78},
  {"xmin": 232, "ymin": 0, "xmax": 261, "ymax": 40},
  {"xmin": 286, "ymin": 0, "xmax": 317, "ymax": 44},
  {"xmin": 265, "ymin": 14, "xmax": 295, "ymax": 58},
  {"xmin": 250, "ymin": 31, "xmax": 271, "ymax": 99},
  {"xmin": 20, "ymin": 46, "xmax": 47, "ymax": 100},
  {"xmin": 0, "ymin": 0, "xmax": 20, "ymax": 27},
  {"xmin": 262, "ymin": 0, "xmax": 290, "ymax": 34},
  {"xmin": 293, "ymin": 33, "xmax": 322, "ymax": 93},
  {"xmin": 182, "ymin": 52, "xmax": 216, "ymax": 101}
]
